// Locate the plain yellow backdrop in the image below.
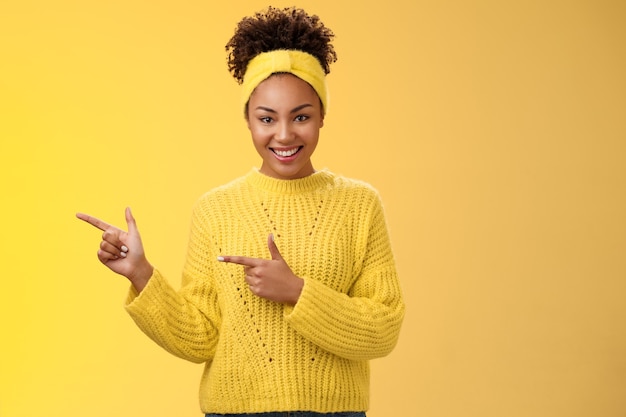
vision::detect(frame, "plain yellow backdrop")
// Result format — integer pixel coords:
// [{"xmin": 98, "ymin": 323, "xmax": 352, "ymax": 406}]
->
[{"xmin": 1, "ymin": 1, "xmax": 625, "ymax": 416}]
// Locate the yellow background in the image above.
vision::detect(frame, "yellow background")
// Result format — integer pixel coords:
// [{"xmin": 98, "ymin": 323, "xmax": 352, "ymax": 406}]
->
[{"xmin": 1, "ymin": 0, "xmax": 625, "ymax": 416}]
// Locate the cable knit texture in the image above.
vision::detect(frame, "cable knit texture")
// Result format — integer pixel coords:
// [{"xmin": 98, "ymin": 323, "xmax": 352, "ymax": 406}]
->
[{"xmin": 125, "ymin": 169, "xmax": 405, "ymax": 414}]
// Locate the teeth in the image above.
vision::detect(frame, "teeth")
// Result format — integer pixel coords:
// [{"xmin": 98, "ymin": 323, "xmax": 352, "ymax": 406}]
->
[{"xmin": 274, "ymin": 148, "xmax": 299, "ymax": 157}]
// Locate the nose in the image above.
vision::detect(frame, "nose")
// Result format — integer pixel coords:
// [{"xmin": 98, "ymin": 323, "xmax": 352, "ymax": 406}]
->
[{"xmin": 274, "ymin": 120, "xmax": 294, "ymax": 143}]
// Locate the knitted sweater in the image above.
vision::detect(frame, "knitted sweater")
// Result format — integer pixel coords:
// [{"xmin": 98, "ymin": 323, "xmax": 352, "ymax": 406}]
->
[{"xmin": 125, "ymin": 169, "xmax": 405, "ymax": 414}]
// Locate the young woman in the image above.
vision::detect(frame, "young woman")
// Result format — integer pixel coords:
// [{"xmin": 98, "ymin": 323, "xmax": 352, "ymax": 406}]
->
[{"xmin": 77, "ymin": 7, "xmax": 404, "ymax": 417}]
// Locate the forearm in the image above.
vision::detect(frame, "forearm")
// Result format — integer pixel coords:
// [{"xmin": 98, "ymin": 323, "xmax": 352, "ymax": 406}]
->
[
  {"xmin": 125, "ymin": 269, "xmax": 220, "ymax": 363},
  {"xmin": 285, "ymin": 274, "xmax": 405, "ymax": 361},
  {"xmin": 128, "ymin": 260, "xmax": 154, "ymax": 293}
]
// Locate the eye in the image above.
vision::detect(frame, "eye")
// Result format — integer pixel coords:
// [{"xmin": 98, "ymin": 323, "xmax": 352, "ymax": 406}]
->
[
  {"xmin": 294, "ymin": 114, "xmax": 309, "ymax": 122},
  {"xmin": 259, "ymin": 116, "xmax": 273, "ymax": 124}
]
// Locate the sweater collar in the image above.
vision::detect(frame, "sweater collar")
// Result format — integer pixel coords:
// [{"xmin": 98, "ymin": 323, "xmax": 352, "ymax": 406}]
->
[{"xmin": 246, "ymin": 168, "xmax": 334, "ymax": 194}]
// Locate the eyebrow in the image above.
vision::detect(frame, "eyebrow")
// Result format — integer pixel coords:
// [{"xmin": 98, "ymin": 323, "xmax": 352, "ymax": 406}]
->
[{"xmin": 254, "ymin": 103, "xmax": 314, "ymax": 114}]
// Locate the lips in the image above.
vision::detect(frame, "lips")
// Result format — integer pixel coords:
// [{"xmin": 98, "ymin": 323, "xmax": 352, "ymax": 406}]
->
[{"xmin": 271, "ymin": 146, "xmax": 302, "ymax": 158}]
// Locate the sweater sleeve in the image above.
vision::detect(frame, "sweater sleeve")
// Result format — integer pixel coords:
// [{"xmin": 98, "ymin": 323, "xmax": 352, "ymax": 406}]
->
[
  {"xmin": 284, "ymin": 191, "xmax": 405, "ymax": 361},
  {"xmin": 125, "ymin": 201, "xmax": 221, "ymax": 364}
]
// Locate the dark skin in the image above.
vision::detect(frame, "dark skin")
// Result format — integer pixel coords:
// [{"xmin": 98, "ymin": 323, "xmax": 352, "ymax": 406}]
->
[
  {"xmin": 77, "ymin": 71, "xmax": 313, "ymax": 305},
  {"xmin": 219, "ymin": 233, "xmax": 304, "ymax": 305},
  {"xmin": 76, "ymin": 209, "xmax": 303, "ymax": 304}
]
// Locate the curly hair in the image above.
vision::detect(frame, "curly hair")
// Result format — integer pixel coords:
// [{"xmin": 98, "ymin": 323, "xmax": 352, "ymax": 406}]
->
[{"xmin": 225, "ymin": 6, "xmax": 337, "ymax": 84}]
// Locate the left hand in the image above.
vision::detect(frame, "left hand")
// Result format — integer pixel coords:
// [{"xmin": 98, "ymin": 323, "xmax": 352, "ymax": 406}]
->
[{"xmin": 219, "ymin": 234, "xmax": 303, "ymax": 305}]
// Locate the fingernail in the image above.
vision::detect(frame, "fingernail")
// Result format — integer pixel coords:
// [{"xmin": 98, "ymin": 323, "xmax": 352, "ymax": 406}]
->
[
  {"xmin": 120, "ymin": 252, "xmax": 127, "ymax": 258},
  {"xmin": 121, "ymin": 245, "xmax": 129, "ymax": 252},
  {"xmin": 217, "ymin": 256, "xmax": 225, "ymax": 262}
]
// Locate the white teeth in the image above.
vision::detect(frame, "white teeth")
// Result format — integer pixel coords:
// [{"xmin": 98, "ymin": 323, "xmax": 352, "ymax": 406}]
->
[{"xmin": 274, "ymin": 148, "xmax": 299, "ymax": 157}]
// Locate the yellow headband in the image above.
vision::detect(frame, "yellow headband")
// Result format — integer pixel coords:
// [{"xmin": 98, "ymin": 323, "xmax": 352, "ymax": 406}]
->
[{"xmin": 241, "ymin": 49, "xmax": 328, "ymax": 114}]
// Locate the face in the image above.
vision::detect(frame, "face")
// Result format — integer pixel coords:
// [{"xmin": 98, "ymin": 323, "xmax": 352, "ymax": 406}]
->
[{"xmin": 247, "ymin": 73, "xmax": 324, "ymax": 180}]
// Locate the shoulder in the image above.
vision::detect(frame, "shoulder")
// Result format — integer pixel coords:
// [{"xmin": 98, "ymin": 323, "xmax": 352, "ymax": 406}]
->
[
  {"xmin": 322, "ymin": 172, "xmax": 388, "ymax": 224},
  {"xmin": 327, "ymin": 172, "xmax": 382, "ymax": 202},
  {"xmin": 203, "ymin": 175, "xmax": 248, "ymax": 198},
  {"xmin": 192, "ymin": 174, "xmax": 249, "ymax": 214}
]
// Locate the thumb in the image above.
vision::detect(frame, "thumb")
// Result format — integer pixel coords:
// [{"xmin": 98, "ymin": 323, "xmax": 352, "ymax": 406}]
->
[
  {"xmin": 267, "ymin": 233, "xmax": 283, "ymax": 260},
  {"xmin": 125, "ymin": 207, "xmax": 140, "ymax": 235}
]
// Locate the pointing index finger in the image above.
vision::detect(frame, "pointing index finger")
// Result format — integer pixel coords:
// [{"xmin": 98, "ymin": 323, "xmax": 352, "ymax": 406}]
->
[
  {"xmin": 218, "ymin": 255, "xmax": 263, "ymax": 267},
  {"xmin": 76, "ymin": 212, "xmax": 113, "ymax": 232}
]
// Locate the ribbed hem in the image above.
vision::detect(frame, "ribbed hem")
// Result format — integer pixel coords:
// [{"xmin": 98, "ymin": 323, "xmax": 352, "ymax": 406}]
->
[{"xmin": 200, "ymin": 398, "xmax": 368, "ymax": 415}]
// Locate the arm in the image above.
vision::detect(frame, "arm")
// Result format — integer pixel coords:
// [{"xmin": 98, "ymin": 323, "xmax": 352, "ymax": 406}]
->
[
  {"xmin": 124, "ymin": 203, "xmax": 222, "ymax": 363},
  {"xmin": 284, "ymin": 193, "xmax": 405, "ymax": 361},
  {"xmin": 77, "ymin": 206, "xmax": 221, "ymax": 363}
]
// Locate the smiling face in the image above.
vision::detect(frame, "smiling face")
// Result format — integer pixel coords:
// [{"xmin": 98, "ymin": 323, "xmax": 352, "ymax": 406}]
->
[{"xmin": 246, "ymin": 73, "xmax": 324, "ymax": 180}]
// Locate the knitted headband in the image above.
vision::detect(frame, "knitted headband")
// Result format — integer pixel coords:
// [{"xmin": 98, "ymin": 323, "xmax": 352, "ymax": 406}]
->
[{"xmin": 241, "ymin": 49, "xmax": 328, "ymax": 114}]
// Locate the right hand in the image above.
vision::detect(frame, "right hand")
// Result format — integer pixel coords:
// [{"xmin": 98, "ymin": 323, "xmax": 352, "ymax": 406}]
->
[{"xmin": 76, "ymin": 207, "xmax": 153, "ymax": 292}]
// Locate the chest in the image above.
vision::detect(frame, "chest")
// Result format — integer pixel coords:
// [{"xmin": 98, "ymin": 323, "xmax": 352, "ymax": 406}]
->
[{"xmin": 217, "ymin": 192, "xmax": 367, "ymax": 292}]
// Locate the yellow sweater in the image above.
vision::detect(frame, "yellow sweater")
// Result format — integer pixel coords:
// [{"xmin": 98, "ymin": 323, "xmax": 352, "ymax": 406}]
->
[{"xmin": 125, "ymin": 169, "xmax": 405, "ymax": 414}]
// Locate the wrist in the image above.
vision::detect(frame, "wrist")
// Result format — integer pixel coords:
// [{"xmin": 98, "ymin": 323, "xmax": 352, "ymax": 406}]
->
[
  {"xmin": 289, "ymin": 276, "xmax": 304, "ymax": 306},
  {"xmin": 129, "ymin": 260, "xmax": 153, "ymax": 293}
]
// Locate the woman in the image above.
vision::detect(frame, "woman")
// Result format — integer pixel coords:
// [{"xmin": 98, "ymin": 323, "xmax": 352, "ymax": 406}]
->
[{"xmin": 77, "ymin": 7, "xmax": 404, "ymax": 417}]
